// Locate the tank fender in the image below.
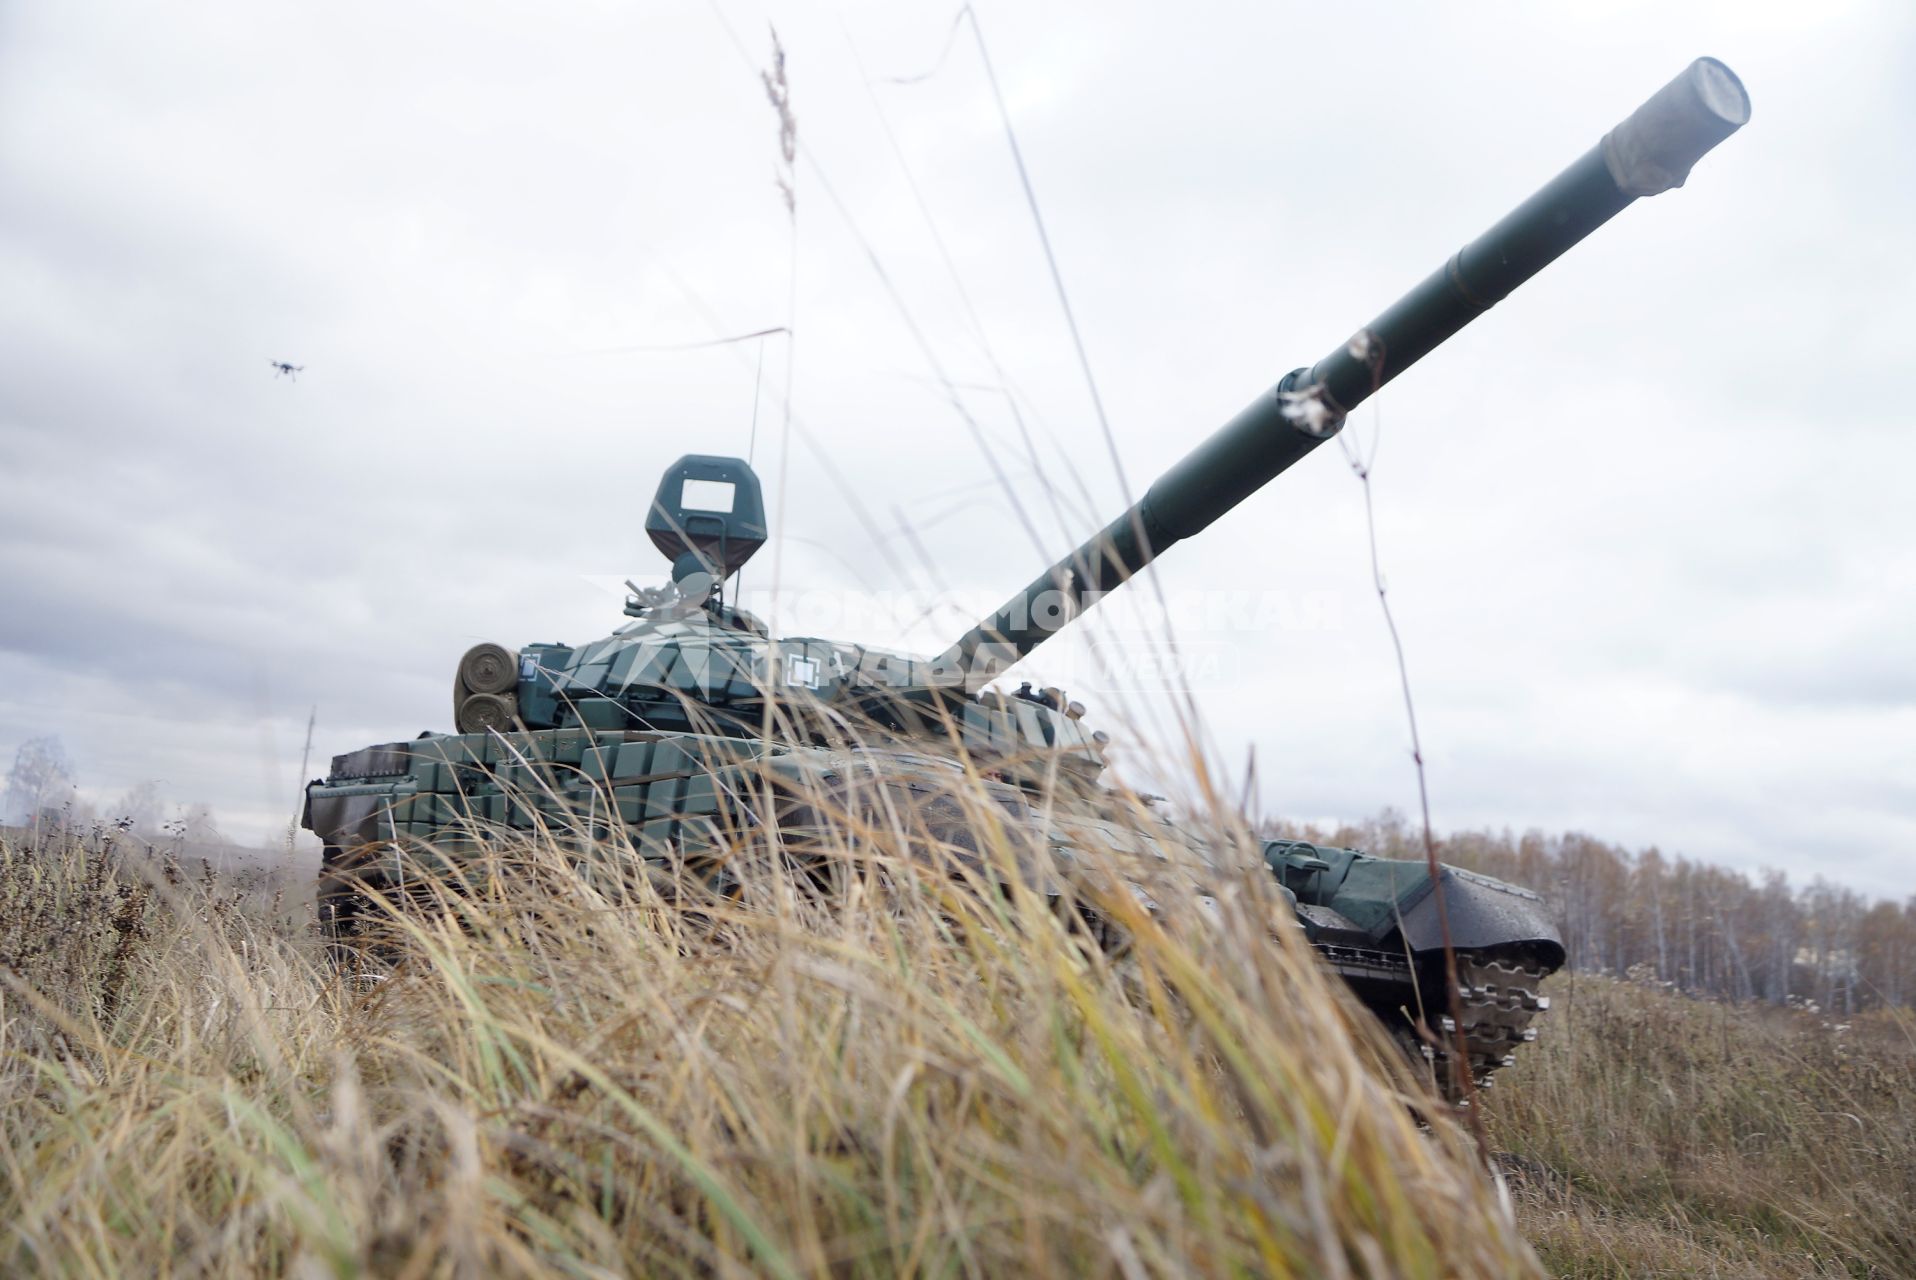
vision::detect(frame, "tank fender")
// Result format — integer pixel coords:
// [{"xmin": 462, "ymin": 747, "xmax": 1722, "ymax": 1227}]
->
[
  {"xmin": 1292, "ymin": 853, "xmax": 1565, "ymax": 966},
  {"xmin": 306, "ymin": 780, "xmax": 411, "ymax": 852},
  {"xmin": 1396, "ymin": 867, "xmax": 1565, "ymax": 966}
]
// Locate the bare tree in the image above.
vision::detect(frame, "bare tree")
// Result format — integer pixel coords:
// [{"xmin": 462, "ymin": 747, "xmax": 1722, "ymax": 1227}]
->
[
  {"xmin": 1640, "ymin": 849, "xmax": 1671, "ymax": 982},
  {"xmin": 5, "ymin": 736, "xmax": 74, "ymax": 827}
]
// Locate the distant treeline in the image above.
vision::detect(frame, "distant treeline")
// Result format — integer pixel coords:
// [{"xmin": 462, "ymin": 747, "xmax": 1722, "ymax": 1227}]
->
[
  {"xmin": 1268, "ymin": 810, "xmax": 1913, "ymax": 1014},
  {"xmin": 6, "ymin": 735, "xmax": 228, "ymax": 849}
]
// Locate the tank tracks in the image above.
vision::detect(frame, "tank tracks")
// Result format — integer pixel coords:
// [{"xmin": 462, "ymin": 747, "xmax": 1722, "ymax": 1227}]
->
[
  {"xmin": 1312, "ymin": 939, "xmax": 1553, "ymax": 1102},
  {"xmin": 1401, "ymin": 950, "xmax": 1552, "ymax": 1103}
]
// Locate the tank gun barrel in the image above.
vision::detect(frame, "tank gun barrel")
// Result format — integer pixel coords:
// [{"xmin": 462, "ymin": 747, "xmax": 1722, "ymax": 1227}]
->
[{"xmin": 938, "ymin": 58, "xmax": 1748, "ymax": 691}]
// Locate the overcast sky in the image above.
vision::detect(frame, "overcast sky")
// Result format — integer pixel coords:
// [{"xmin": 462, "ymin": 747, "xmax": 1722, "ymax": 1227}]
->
[{"xmin": 2, "ymin": 1, "xmax": 1910, "ymax": 897}]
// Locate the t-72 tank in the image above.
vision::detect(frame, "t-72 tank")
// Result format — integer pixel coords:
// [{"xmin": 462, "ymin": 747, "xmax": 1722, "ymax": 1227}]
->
[{"xmin": 305, "ymin": 59, "xmax": 1748, "ymax": 1094}]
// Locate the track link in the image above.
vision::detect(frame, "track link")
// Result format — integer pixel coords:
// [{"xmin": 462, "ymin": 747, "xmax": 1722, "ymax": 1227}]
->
[{"xmin": 1401, "ymin": 949, "xmax": 1552, "ymax": 1103}]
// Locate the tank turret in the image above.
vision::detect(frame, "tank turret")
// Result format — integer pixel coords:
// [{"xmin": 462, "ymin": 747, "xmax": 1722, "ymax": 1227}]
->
[{"xmin": 459, "ymin": 52, "xmax": 1751, "ymax": 741}]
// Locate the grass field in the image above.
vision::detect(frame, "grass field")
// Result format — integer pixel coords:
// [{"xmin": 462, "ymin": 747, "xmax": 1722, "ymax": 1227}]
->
[
  {"xmin": 1485, "ymin": 971, "xmax": 1915, "ymax": 1278},
  {"xmin": 1, "ymin": 819, "xmax": 1909, "ymax": 1278}
]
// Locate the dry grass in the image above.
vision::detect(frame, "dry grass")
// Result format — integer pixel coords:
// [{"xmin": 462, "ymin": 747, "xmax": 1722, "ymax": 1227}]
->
[
  {"xmin": 1485, "ymin": 972, "xmax": 1916, "ymax": 1278},
  {"xmin": 0, "ymin": 805, "xmax": 1541, "ymax": 1279}
]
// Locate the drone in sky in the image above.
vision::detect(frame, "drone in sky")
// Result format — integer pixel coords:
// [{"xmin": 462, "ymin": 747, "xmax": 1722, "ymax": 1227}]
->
[{"xmin": 269, "ymin": 361, "xmax": 305, "ymax": 381}]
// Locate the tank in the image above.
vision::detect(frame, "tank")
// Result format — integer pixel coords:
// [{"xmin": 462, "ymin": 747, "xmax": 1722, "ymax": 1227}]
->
[{"xmin": 305, "ymin": 59, "xmax": 1748, "ymax": 1095}]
